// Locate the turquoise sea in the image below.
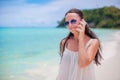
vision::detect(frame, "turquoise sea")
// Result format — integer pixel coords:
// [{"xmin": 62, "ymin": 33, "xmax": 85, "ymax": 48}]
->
[{"xmin": 0, "ymin": 27, "xmax": 118, "ymax": 80}]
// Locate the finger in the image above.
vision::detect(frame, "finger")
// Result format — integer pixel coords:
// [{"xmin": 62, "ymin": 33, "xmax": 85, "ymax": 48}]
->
[
  {"xmin": 76, "ymin": 28, "xmax": 81, "ymax": 32},
  {"xmin": 77, "ymin": 23, "xmax": 85, "ymax": 32},
  {"xmin": 82, "ymin": 19, "xmax": 87, "ymax": 26},
  {"xmin": 78, "ymin": 24, "xmax": 84, "ymax": 30},
  {"xmin": 79, "ymin": 19, "xmax": 86, "ymax": 27},
  {"xmin": 79, "ymin": 19, "xmax": 84, "ymax": 25},
  {"xmin": 80, "ymin": 23, "xmax": 84, "ymax": 27},
  {"xmin": 79, "ymin": 22, "xmax": 85, "ymax": 28},
  {"xmin": 78, "ymin": 23, "xmax": 83, "ymax": 28},
  {"xmin": 77, "ymin": 26, "xmax": 82, "ymax": 32}
]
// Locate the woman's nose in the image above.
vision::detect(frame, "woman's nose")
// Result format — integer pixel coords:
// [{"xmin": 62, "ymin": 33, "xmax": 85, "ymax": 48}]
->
[{"xmin": 68, "ymin": 22, "xmax": 72, "ymax": 27}]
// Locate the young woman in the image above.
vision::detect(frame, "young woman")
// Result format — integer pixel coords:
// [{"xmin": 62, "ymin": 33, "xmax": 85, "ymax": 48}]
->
[{"xmin": 56, "ymin": 8, "xmax": 102, "ymax": 80}]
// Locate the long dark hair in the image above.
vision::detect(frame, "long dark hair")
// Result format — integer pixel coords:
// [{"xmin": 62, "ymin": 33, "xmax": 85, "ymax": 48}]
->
[{"xmin": 59, "ymin": 8, "xmax": 102, "ymax": 65}]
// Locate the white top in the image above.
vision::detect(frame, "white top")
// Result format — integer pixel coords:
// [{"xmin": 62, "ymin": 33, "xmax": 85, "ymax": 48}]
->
[{"xmin": 56, "ymin": 39, "xmax": 95, "ymax": 80}]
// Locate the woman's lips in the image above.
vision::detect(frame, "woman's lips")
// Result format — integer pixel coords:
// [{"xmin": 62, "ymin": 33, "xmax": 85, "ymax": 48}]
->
[{"xmin": 70, "ymin": 26, "xmax": 77, "ymax": 30}]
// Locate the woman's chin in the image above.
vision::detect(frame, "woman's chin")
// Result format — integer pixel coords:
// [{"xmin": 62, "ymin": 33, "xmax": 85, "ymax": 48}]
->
[
  {"xmin": 72, "ymin": 28, "xmax": 77, "ymax": 31},
  {"xmin": 70, "ymin": 29, "xmax": 77, "ymax": 33}
]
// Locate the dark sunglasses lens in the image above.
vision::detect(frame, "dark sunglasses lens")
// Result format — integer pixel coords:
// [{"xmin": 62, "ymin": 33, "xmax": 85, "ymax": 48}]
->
[
  {"xmin": 71, "ymin": 19, "xmax": 77, "ymax": 24},
  {"xmin": 64, "ymin": 22, "xmax": 69, "ymax": 26}
]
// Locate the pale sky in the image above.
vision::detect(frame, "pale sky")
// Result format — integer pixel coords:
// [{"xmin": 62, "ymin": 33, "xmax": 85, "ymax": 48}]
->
[{"xmin": 0, "ymin": 0, "xmax": 120, "ymax": 27}]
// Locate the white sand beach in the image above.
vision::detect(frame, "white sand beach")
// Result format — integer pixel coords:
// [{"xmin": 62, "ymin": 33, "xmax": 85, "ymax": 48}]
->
[{"xmin": 95, "ymin": 31, "xmax": 120, "ymax": 80}]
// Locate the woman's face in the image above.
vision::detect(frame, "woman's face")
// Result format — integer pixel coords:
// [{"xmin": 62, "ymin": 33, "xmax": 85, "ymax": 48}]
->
[{"xmin": 65, "ymin": 13, "xmax": 81, "ymax": 34}]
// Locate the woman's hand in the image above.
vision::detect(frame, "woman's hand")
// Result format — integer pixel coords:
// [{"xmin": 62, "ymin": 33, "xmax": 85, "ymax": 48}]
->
[{"xmin": 76, "ymin": 19, "xmax": 87, "ymax": 39}]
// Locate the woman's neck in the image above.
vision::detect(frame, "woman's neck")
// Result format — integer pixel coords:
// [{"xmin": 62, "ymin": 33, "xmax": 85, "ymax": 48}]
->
[
  {"xmin": 73, "ymin": 32, "xmax": 89, "ymax": 42},
  {"xmin": 73, "ymin": 33, "xmax": 79, "ymax": 41}
]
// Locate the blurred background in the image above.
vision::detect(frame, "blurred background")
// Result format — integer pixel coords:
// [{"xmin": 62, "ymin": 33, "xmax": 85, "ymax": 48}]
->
[{"xmin": 0, "ymin": 0, "xmax": 120, "ymax": 80}]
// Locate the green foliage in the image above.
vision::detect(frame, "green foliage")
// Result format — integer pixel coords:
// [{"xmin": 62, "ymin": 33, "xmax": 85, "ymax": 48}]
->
[
  {"xmin": 57, "ymin": 18, "xmax": 65, "ymax": 28},
  {"xmin": 57, "ymin": 6, "xmax": 120, "ymax": 29}
]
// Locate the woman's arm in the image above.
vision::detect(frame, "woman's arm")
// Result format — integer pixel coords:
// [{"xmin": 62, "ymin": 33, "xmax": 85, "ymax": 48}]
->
[
  {"xmin": 76, "ymin": 19, "xmax": 99, "ymax": 68},
  {"xmin": 78, "ymin": 38, "xmax": 99, "ymax": 68}
]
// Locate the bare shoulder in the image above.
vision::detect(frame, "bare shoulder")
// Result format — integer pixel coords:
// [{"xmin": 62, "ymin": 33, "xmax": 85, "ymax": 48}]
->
[
  {"xmin": 60, "ymin": 38, "xmax": 67, "ymax": 54},
  {"xmin": 61, "ymin": 38, "xmax": 66, "ymax": 46},
  {"xmin": 92, "ymin": 39, "xmax": 99, "ymax": 43},
  {"xmin": 91, "ymin": 39, "xmax": 99, "ymax": 46}
]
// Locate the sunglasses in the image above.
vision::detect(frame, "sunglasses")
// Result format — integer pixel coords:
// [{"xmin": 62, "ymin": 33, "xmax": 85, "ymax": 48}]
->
[{"xmin": 64, "ymin": 19, "xmax": 77, "ymax": 26}]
